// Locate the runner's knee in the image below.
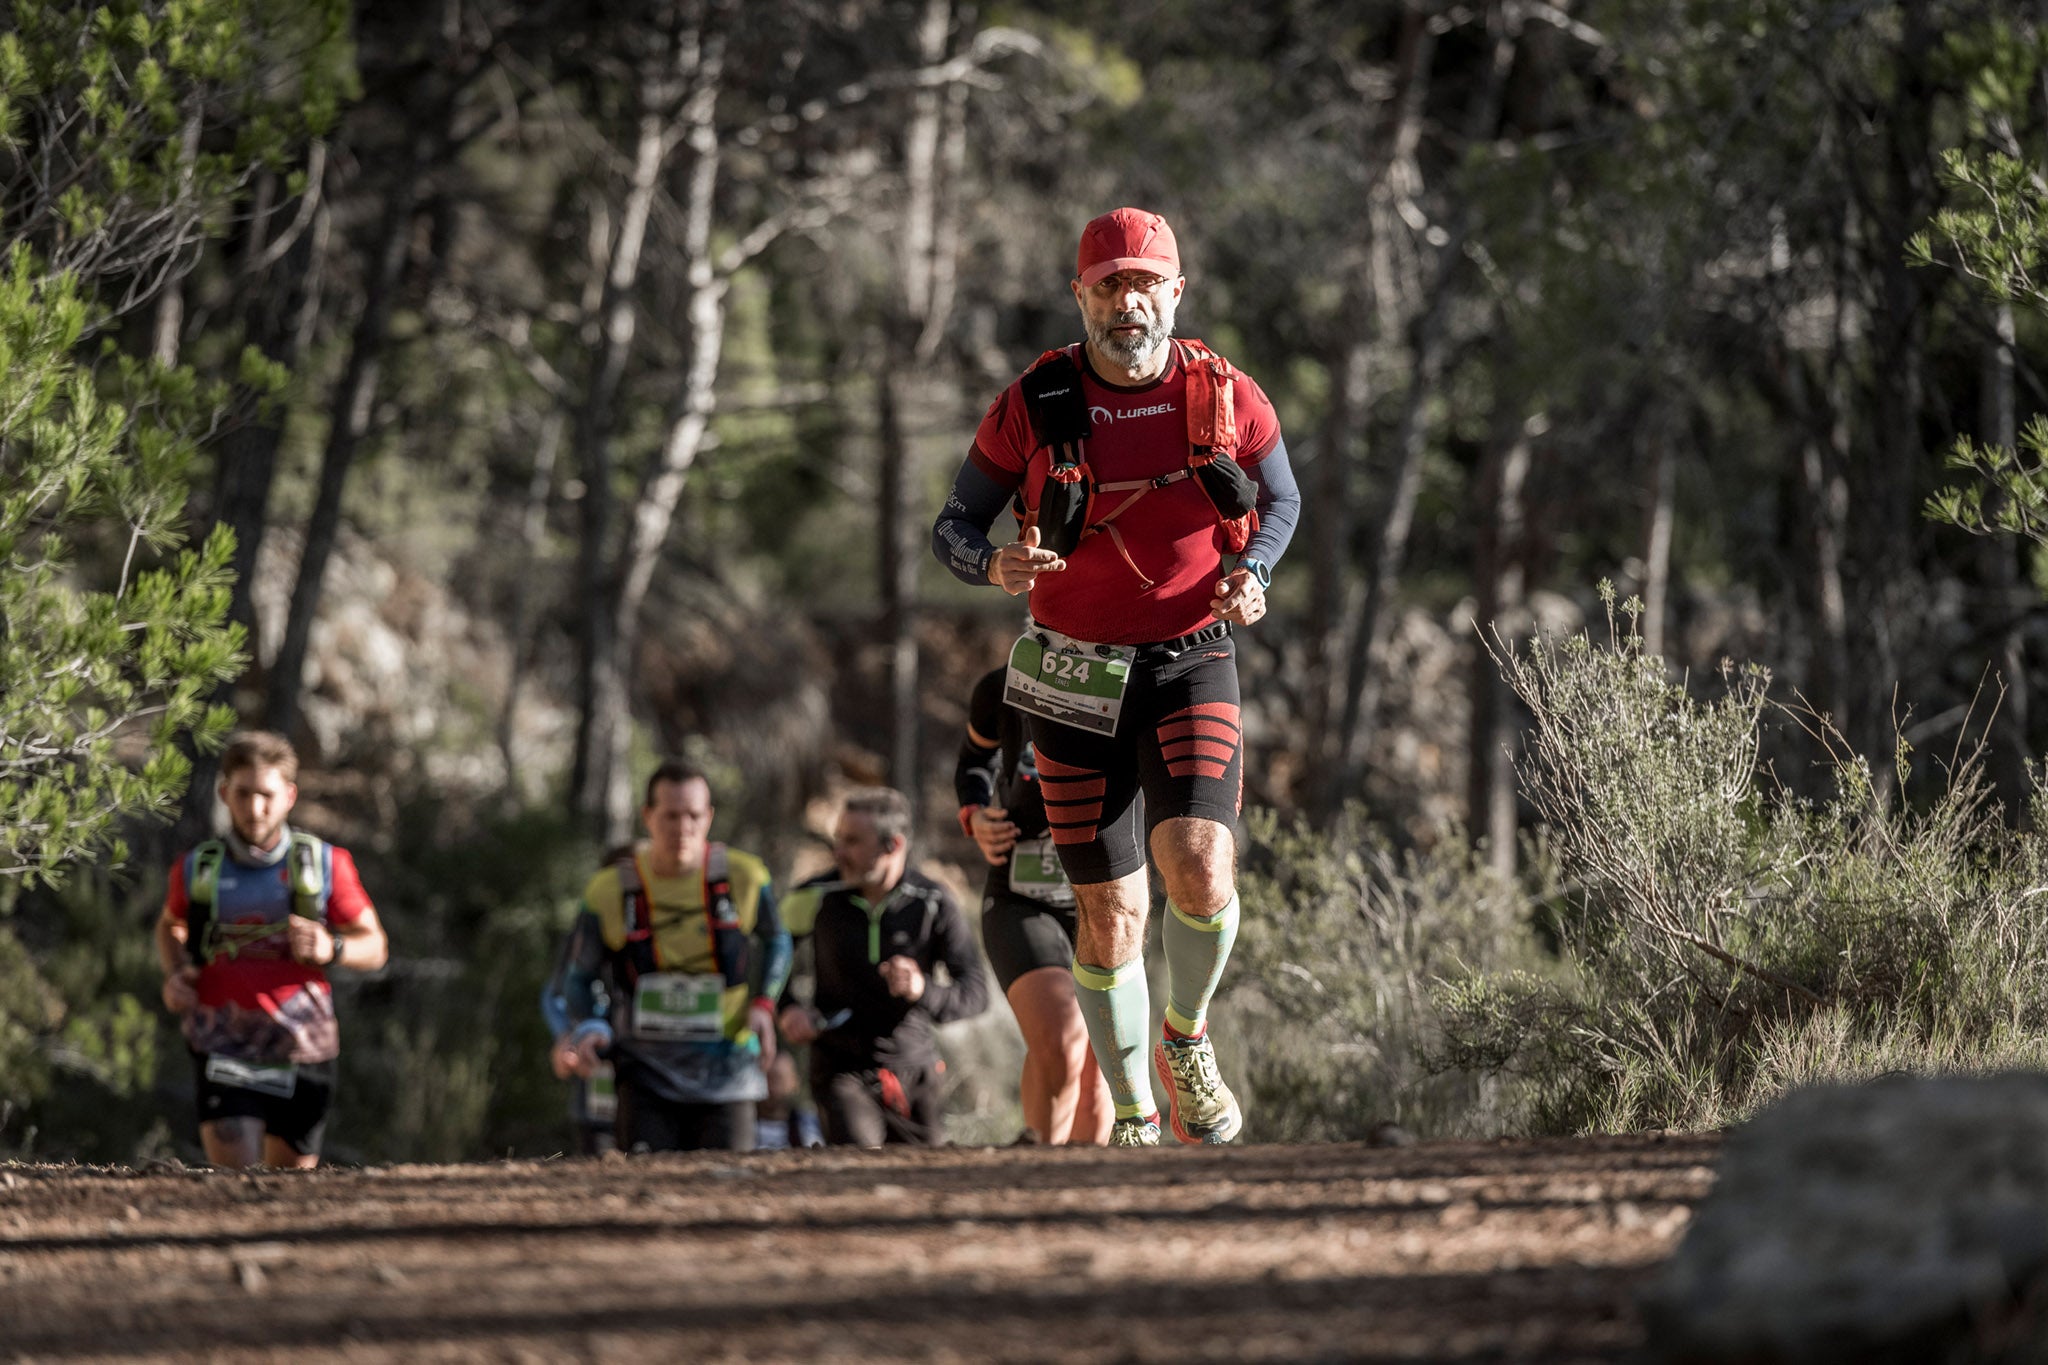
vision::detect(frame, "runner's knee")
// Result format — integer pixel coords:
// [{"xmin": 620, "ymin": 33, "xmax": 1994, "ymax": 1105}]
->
[
  {"xmin": 1150, "ymin": 819, "xmax": 1235, "ymax": 914},
  {"xmin": 200, "ymin": 1117, "xmax": 265, "ymax": 1168}
]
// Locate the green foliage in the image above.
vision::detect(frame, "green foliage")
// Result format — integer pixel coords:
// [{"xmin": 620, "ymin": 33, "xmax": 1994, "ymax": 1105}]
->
[
  {"xmin": 1218, "ymin": 809, "xmax": 1552, "ymax": 1141},
  {"xmin": 0, "ymin": 0, "xmax": 350, "ymax": 299},
  {"xmin": 0, "ymin": 244, "xmax": 244, "ymax": 883},
  {"xmin": 1910, "ymin": 149, "xmax": 2048, "ymax": 311},
  {"xmin": 1440, "ymin": 588, "xmax": 2048, "ymax": 1133},
  {"xmin": 0, "ymin": 0, "xmax": 354, "ymax": 1145},
  {"xmin": 1924, "ymin": 419, "xmax": 2048, "ymax": 547},
  {"xmin": 1913, "ymin": 24, "xmax": 2048, "ymax": 551},
  {"xmin": 0, "ymin": 0, "xmax": 351, "ymax": 885}
]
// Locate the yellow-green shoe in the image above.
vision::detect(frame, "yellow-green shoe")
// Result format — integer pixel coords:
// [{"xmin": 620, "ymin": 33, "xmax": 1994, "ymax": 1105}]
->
[
  {"xmin": 1155, "ymin": 1031, "xmax": 1243, "ymax": 1144},
  {"xmin": 1109, "ymin": 1113, "xmax": 1161, "ymax": 1147}
]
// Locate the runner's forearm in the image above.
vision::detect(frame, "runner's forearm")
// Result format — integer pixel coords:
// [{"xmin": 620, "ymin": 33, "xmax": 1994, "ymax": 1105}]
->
[
  {"xmin": 1241, "ymin": 435, "xmax": 1300, "ymax": 570},
  {"xmin": 540, "ymin": 910, "xmax": 608, "ymax": 1037},
  {"xmin": 954, "ymin": 735, "xmax": 1001, "ymax": 811},
  {"xmin": 751, "ymin": 883, "xmax": 794, "ymax": 1003},
  {"xmin": 932, "ymin": 456, "xmax": 1017, "ymax": 585},
  {"xmin": 154, "ymin": 912, "xmax": 187, "ymax": 976},
  {"xmin": 919, "ymin": 905, "xmax": 991, "ymax": 1024}
]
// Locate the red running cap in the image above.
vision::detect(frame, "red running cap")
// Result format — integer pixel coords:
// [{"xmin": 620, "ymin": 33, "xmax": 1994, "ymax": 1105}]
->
[{"xmin": 1076, "ymin": 207, "xmax": 1180, "ymax": 288}]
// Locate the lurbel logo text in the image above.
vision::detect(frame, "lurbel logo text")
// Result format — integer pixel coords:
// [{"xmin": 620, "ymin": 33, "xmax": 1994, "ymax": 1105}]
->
[{"xmin": 1090, "ymin": 402, "xmax": 1176, "ymax": 423}]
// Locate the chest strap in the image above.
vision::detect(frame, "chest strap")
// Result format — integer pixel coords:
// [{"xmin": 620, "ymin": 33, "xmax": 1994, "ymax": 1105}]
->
[
  {"xmin": 183, "ymin": 834, "xmax": 329, "ymax": 967},
  {"xmin": 1015, "ymin": 339, "xmax": 1261, "ymax": 581},
  {"xmin": 617, "ymin": 844, "xmax": 748, "ymax": 988}
]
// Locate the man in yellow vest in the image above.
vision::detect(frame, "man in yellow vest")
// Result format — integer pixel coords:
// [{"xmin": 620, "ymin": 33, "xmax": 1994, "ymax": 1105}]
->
[{"xmin": 545, "ymin": 760, "xmax": 790, "ymax": 1152}]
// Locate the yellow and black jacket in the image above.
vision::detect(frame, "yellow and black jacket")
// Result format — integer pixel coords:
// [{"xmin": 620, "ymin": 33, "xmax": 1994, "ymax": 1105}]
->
[{"xmin": 542, "ymin": 843, "xmax": 790, "ymax": 1105}]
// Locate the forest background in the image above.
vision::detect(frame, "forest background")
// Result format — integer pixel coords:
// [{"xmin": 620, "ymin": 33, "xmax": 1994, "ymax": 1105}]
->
[{"xmin": 8, "ymin": 0, "xmax": 2048, "ymax": 1163}]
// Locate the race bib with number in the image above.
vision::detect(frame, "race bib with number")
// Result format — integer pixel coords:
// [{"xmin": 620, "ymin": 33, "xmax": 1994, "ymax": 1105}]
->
[
  {"xmin": 632, "ymin": 972, "xmax": 726, "ymax": 1041},
  {"xmin": 204, "ymin": 1055, "xmax": 299, "ymax": 1098},
  {"xmin": 584, "ymin": 1061, "xmax": 618, "ymax": 1122},
  {"xmin": 1008, "ymin": 836, "xmax": 1076, "ymax": 907},
  {"xmin": 1004, "ymin": 626, "xmax": 1134, "ymax": 735}
]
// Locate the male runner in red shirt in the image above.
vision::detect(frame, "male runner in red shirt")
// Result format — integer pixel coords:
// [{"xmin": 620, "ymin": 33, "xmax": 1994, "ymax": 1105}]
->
[
  {"xmin": 156, "ymin": 731, "xmax": 389, "ymax": 1168},
  {"xmin": 932, "ymin": 207, "xmax": 1300, "ymax": 1145}
]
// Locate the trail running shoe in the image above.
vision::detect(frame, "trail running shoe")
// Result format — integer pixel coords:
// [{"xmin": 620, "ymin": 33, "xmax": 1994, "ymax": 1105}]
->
[
  {"xmin": 1109, "ymin": 1113, "xmax": 1161, "ymax": 1147},
  {"xmin": 1154, "ymin": 1031, "xmax": 1243, "ymax": 1145}
]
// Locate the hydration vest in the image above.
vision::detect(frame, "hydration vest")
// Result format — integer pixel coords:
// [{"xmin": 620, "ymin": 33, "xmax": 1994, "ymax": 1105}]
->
[
  {"xmin": 1018, "ymin": 338, "xmax": 1260, "ymax": 589},
  {"xmin": 183, "ymin": 832, "xmax": 330, "ymax": 967},
  {"xmin": 614, "ymin": 844, "xmax": 750, "ymax": 991}
]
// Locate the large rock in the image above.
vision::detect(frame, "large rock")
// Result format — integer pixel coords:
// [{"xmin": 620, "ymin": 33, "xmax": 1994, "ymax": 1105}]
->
[{"xmin": 1644, "ymin": 1073, "xmax": 2048, "ymax": 1363}]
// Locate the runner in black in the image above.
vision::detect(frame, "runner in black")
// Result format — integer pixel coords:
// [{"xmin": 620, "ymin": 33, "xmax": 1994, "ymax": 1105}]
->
[{"xmin": 957, "ymin": 666, "xmax": 1110, "ymax": 1144}]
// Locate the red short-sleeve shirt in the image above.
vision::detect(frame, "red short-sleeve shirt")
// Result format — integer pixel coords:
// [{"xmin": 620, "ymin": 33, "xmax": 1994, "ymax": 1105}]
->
[
  {"xmin": 164, "ymin": 845, "xmax": 372, "ymax": 1019},
  {"xmin": 971, "ymin": 344, "xmax": 1281, "ymax": 645}
]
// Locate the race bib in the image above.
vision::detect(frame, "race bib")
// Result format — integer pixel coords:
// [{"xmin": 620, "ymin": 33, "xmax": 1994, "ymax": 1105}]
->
[
  {"xmin": 204, "ymin": 1055, "xmax": 298, "ymax": 1098},
  {"xmin": 632, "ymin": 972, "xmax": 726, "ymax": 1041},
  {"xmin": 1008, "ymin": 836, "xmax": 1076, "ymax": 907},
  {"xmin": 1005, "ymin": 626, "xmax": 1134, "ymax": 735},
  {"xmin": 584, "ymin": 1062, "xmax": 618, "ymax": 1122}
]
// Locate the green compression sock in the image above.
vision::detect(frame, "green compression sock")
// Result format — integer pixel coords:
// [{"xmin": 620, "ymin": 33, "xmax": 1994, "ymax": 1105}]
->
[
  {"xmin": 1071, "ymin": 956, "xmax": 1157, "ymax": 1119},
  {"xmin": 1163, "ymin": 893, "xmax": 1240, "ymax": 1038}
]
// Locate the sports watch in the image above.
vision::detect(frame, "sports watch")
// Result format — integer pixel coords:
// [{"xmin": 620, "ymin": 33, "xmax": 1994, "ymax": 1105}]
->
[{"xmin": 1239, "ymin": 557, "xmax": 1272, "ymax": 589}]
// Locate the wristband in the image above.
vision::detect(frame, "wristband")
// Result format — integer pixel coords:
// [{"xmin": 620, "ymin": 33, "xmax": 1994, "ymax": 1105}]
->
[{"xmin": 958, "ymin": 804, "xmax": 982, "ymax": 838}]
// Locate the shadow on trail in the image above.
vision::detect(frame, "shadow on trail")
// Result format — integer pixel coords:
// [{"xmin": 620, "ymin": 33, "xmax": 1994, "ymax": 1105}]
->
[{"xmin": 1, "ymin": 1261, "xmax": 1650, "ymax": 1361}]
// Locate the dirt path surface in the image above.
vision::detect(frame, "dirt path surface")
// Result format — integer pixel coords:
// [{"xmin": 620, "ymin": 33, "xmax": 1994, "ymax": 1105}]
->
[{"xmin": 1, "ymin": 1134, "xmax": 1717, "ymax": 1364}]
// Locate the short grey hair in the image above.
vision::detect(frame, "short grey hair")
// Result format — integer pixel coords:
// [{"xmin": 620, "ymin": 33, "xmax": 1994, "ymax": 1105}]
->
[{"xmin": 842, "ymin": 786, "xmax": 912, "ymax": 848}]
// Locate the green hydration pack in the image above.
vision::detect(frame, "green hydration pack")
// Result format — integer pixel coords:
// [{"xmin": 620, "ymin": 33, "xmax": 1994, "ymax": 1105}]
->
[
  {"xmin": 185, "ymin": 832, "xmax": 328, "ymax": 966},
  {"xmin": 1018, "ymin": 338, "xmax": 1260, "ymax": 589},
  {"xmin": 615, "ymin": 844, "xmax": 749, "ymax": 990}
]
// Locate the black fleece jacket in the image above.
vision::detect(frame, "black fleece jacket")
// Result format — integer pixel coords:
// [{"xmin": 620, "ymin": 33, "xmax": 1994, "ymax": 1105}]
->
[{"xmin": 784, "ymin": 868, "xmax": 990, "ymax": 1074}]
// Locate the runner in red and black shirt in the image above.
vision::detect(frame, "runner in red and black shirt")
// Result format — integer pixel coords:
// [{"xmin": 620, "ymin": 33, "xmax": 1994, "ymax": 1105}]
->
[
  {"xmin": 154, "ymin": 731, "xmax": 389, "ymax": 1169},
  {"xmin": 931, "ymin": 207, "xmax": 1300, "ymax": 1147}
]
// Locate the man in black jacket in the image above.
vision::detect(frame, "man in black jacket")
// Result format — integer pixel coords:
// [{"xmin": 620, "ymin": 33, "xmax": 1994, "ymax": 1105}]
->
[{"xmin": 779, "ymin": 787, "xmax": 990, "ymax": 1146}]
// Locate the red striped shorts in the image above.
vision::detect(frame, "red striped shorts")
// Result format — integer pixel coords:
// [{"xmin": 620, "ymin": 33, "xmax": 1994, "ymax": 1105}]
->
[{"xmin": 1024, "ymin": 628, "xmax": 1243, "ymax": 884}]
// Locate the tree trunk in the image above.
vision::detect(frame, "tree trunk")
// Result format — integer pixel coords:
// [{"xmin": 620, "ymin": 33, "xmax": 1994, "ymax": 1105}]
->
[
  {"xmin": 873, "ymin": 0, "xmax": 962, "ymax": 792},
  {"xmin": 590, "ymin": 11, "xmax": 737, "ymax": 842},
  {"xmin": 1337, "ymin": 232, "xmax": 1459, "ymax": 776},
  {"xmin": 171, "ymin": 172, "xmax": 324, "ymax": 847},
  {"xmin": 148, "ymin": 104, "xmax": 206, "ymax": 366},
  {"xmin": 567, "ymin": 90, "xmax": 675, "ymax": 829},
  {"xmin": 1642, "ymin": 413, "xmax": 1675, "ymax": 662},
  {"xmin": 1468, "ymin": 403, "xmax": 1534, "ymax": 878},
  {"xmin": 1982, "ymin": 300, "xmax": 2031, "ymax": 812},
  {"xmin": 499, "ymin": 408, "xmax": 564, "ymax": 790},
  {"xmin": 1335, "ymin": 0, "xmax": 1518, "ymax": 787},
  {"xmin": 264, "ymin": 154, "xmax": 424, "ymax": 739},
  {"xmin": 1304, "ymin": 336, "xmax": 1368, "ymax": 818},
  {"xmin": 1797, "ymin": 350, "xmax": 1854, "ymax": 738}
]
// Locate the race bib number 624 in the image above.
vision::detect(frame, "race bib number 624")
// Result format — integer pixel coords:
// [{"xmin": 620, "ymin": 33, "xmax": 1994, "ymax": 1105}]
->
[{"xmin": 1004, "ymin": 628, "xmax": 1134, "ymax": 736}]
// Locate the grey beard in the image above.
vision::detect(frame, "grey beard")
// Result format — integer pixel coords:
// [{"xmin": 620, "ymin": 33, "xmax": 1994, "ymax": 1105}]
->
[{"xmin": 1087, "ymin": 305, "xmax": 1175, "ymax": 370}]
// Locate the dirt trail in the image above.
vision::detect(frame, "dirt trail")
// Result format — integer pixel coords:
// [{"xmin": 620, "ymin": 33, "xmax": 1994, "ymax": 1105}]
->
[{"xmin": 0, "ymin": 1134, "xmax": 1716, "ymax": 1363}]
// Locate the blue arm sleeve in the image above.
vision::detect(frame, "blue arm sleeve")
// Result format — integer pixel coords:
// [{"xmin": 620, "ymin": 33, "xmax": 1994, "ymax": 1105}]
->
[
  {"xmin": 932, "ymin": 457, "xmax": 1016, "ymax": 585},
  {"xmin": 1241, "ymin": 435, "xmax": 1300, "ymax": 570},
  {"xmin": 540, "ymin": 909, "xmax": 612, "ymax": 1045},
  {"xmin": 751, "ymin": 881, "xmax": 793, "ymax": 1004}
]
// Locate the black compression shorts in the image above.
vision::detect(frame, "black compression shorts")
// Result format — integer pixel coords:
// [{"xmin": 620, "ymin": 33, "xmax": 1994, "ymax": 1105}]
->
[
  {"xmin": 190, "ymin": 1051, "xmax": 334, "ymax": 1155},
  {"xmin": 1026, "ymin": 626, "xmax": 1243, "ymax": 884},
  {"xmin": 980, "ymin": 889, "xmax": 1079, "ymax": 994}
]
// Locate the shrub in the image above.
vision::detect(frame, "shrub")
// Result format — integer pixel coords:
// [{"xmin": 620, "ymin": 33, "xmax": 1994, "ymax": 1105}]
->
[
  {"xmin": 1439, "ymin": 587, "xmax": 2048, "ymax": 1133},
  {"xmin": 1219, "ymin": 808, "xmax": 1553, "ymax": 1141}
]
